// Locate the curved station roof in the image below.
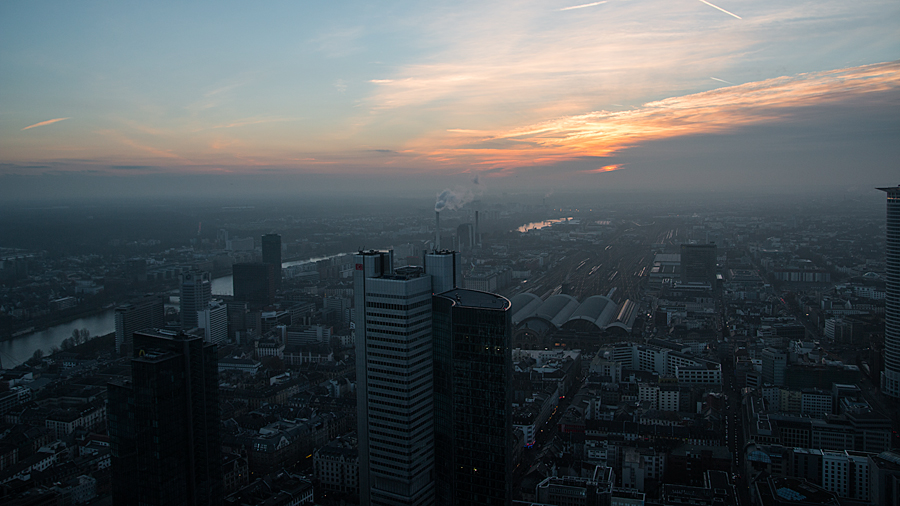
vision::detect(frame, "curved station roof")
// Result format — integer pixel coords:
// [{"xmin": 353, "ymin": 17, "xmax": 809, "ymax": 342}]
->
[{"xmin": 510, "ymin": 293, "xmax": 638, "ymax": 334}]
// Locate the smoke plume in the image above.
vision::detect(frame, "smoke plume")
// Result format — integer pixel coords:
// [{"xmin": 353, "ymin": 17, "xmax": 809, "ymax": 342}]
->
[
  {"xmin": 435, "ymin": 188, "xmax": 474, "ymax": 212},
  {"xmin": 435, "ymin": 175, "xmax": 483, "ymax": 212}
]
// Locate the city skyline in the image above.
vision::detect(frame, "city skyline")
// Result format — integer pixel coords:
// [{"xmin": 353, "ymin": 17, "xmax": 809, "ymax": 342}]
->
[{"xmin": 1, "ymin": 0, "xmax": 898, "ymax": 201}]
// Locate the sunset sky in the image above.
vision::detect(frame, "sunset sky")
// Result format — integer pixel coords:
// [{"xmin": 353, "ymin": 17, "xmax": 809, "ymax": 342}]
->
[{"xmin": 1, "ymin": 0, "xmax": 898, "ymax": 201}]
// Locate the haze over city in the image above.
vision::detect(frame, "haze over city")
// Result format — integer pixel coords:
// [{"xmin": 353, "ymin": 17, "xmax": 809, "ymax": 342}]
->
[{"xmin": 1, "ymin": 0, "xmax": 898, "ymax": 202}]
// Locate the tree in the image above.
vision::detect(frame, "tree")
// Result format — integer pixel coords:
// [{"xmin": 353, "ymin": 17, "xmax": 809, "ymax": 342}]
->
[
  {"xmin": 260, "ymin": 355, "xmax": 285, "ymax": 372},
  {"xmin": 71, "ymin": 328, "xmax": 90, "ymax": 345},
  {"xmin": 25, "ymin": 349, "xmax": 44, "ymax": 367}
]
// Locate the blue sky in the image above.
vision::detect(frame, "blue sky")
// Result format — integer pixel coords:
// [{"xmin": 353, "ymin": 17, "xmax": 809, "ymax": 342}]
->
[{"xmin": 1, "ymin": 0, "xmax": 898, "ymax": 200}]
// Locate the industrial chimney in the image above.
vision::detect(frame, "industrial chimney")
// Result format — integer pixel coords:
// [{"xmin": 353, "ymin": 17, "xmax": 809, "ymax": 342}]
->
[
  {"xmin": 475, "ymin": 211, "xmax": 480, "ymax": 247},
  {"xmin": 435, "ymin": 211, "xmax": 441, "ymax": 251}
]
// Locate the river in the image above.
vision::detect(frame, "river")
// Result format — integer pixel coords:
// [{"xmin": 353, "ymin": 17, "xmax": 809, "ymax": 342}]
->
[
  {"xmin": 0, "ymin": 253, "xmax": 350, "ymax": 368},
  {"xmin": 0, "ymin": 310, "xmax": 116, "ymax": 368}
]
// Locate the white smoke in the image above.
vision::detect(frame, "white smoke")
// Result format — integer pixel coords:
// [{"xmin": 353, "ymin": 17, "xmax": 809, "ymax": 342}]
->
[
  {"xmin": 435, "ymin": 175, "xmax": 483, "ymax": 212},
  {"xmin": 435, "ymin": 188, "xmax": 473, "ymax": 212}
]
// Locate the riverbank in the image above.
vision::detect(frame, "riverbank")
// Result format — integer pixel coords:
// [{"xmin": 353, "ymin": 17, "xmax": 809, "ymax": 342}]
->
[{"xmin": 2, "ymin": 303, "xmax": 114, "ymax": 343}]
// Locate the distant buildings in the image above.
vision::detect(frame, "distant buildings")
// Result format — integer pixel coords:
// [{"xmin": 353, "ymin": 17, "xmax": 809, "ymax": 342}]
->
[
  {"xmin": 108, "ymin": 329, "xmax": 223, "ymax": 506},
  {"xmin": 198, "ymin": 299, "xmax": 228, "ymax": 344},
  {"xmin": 180, "ymin": 271, "xmax": 212, "ymax": 331},
  {"xmin": 114, "ymin": 294, "xmax": 165, "ymax": 356},
  {"xmin": 680, "ymin": 243, "xmax": 717, "ymax": 288},
  {"xmin": 232, "ymin": 262, "xmax": 275, "ymax": 307},
  {"xmin": 262, "ymin": 233, "xmax": 282, "ymax": 291}
]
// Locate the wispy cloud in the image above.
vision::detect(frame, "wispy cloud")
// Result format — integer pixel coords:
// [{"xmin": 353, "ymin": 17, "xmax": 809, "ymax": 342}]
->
[
  {"xmin": 212, "ymin": 117, "xmax": 293, "ymax": 129},
  {"xmin": 710, "ymin": 77, "xmax": 733, "ymax": 85},
  {"xmin": 361, "ymin": 0, "xmax": 765, "ymax": 118},
  {"xmin": 559, "ymin": 1, "xmax": 607, "ymax": 11},
  {"xmin": 22, "ymin": 118, "xmax": 71, "ymax": 130}
]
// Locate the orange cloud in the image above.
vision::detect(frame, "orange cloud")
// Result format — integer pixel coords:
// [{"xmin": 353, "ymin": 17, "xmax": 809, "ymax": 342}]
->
[
  {"xmin": 583, "ymin": 164, "xmax": 624, "ymax": 173},
  {"xmin": 411, "ymin": 62, "xmax": 900, "ymax": 171},
  {"xmin": 21, "ymin": 117, "xmax": 71, "ymax": 130}
]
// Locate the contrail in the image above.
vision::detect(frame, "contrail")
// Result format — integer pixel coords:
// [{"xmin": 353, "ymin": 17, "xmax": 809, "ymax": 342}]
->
[
  {"xmin": 22, "ymin": 117, "xmax": 71, "ymax": 130},
  {"xmin": 698, "ymin": 0, "xmax": 742, "ymax": 19},
  {"xmin": 710, "ymin": 77, "xmax": 734, "ymax": 84},
  {"xmin": 559, "ymin": 1, "xmax": 607, "ymax": 11}
]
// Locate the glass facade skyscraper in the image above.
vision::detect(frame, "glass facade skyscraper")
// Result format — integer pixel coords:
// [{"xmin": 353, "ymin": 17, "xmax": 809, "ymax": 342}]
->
[
  {"xmin": 879, "ymin": 185, "xmax": 900, "ymax": 398},
  {"xmin": 108, "ymin": 329, "xmax": 223, "ymax": 506},
  {"xmin": 432, "ymin": 289, "xmax": 512, "ymax": 506}
]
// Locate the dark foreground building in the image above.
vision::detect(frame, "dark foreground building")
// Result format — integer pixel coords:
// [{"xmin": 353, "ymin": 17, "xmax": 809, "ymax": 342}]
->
[
  {"xmin": 232, "ymin": 262, "xmax": 276, "ymax": 307},
  {"xmin": 262, "ymin": 233, "xmax": 282, "ymax": 291},
  {"xmin": 108, "ymin": 329, "xmax": 223, "ymax": 506},
  {"xmin": 879, "ymin": 185, "xmax": 900, "ymax": 399},
  {"xmin": 432, "ymin": 288, "xmax": 512, "ymax": 506}
]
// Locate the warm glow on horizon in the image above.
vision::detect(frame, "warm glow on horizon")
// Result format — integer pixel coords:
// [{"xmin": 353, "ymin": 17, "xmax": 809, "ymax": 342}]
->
[{"xmin": 411, "ymin": 63, "xmax": 900, "ymax": 171}]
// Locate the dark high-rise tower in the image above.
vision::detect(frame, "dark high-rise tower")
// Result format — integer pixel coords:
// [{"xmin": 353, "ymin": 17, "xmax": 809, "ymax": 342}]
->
[
  {"xmin": 232, "ymin": 262, "xmax": 275, "ymax": 307},
  {"xmin": 261, "ymin": 233, "xmax": 282, "ymax": 290},
  {"xmin": 181, "ymin": 271, "xmax": 212, "ymax": 330},
  {"xmin": 432, "ymin": 289, "xmax": 512, "ymax": 506},
  {"xmin": 878, "ymin": 185, "xmax": 900, "ymax": 399},
  {"xmin": 680, "ymin": 243, "xmax": 717, "ymax": 288},
  {"xmin": 108, "ymin": 329, "xmax": 223, "ymax": 506}
]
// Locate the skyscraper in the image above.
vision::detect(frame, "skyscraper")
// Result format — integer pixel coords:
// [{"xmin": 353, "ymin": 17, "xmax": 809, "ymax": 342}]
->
[
  {"xmin": 181, "ymin": 271, "xmax": 212, "ymax": 330},
  {"xmin": 878, "ymin": 185, "xmax": 900, "ymax": 399},
  {"xmin": 108, "ymin": 329, "xmax": 223, "ymax": 506},
  {"xmin": 197, "ymin": 299, "xmax": 228, "ymax": 344},
  {"xmin": 432, "ymin": 289, "xmax": 512, "ymax": 506},
  {"xmin": 261, "ymin": 233, "xmax": 282, "ymax": 290},
  {"xmin": 355, "ymin": 251, "xmax": 435, "ymax": 506},
  {"xmin": 114, "ymin": 294, "xmax": 165, "ymax": 356},
  {"xmin": 232, "ymin": 262, "xmax": 275, "ymax": 307},
  {"xmin": 680, "ymin": 243, "xmax": 717, "ymax": 288},
  {"xmin": 424, "ymin": 249, "xmax": 460, "ymax": 294}
]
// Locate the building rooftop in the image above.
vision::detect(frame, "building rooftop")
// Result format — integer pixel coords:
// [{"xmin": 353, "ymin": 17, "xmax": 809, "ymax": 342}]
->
[{"xmin": 437, "ymin": 288, "xmax": 510, "ymax": 310}]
